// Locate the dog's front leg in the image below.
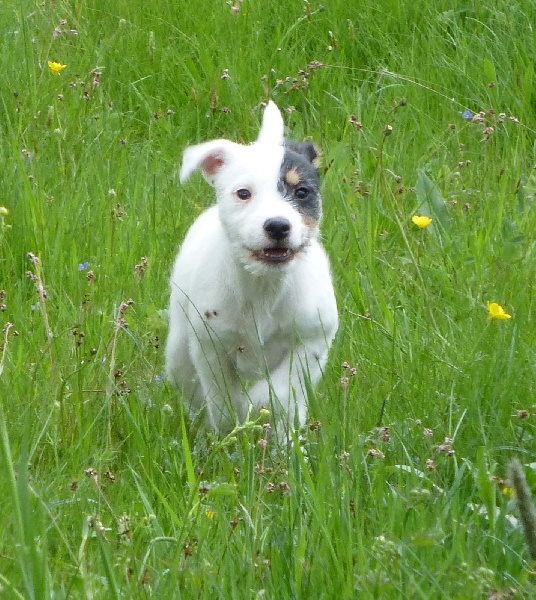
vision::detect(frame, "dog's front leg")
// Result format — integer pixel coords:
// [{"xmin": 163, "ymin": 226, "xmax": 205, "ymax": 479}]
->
[
  {"xmin": 189, "ymin": 338, "xmax": 246, "ymax": 434},
  {"xmin": 247, "ymin": 343, "xmax": 327, "ymax": 437}
]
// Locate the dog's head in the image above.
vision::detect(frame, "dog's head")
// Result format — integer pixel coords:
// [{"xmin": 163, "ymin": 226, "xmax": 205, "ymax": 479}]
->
[{"xmin": 180, "ymin": 102, "xmax": 322, "ymax": 275}]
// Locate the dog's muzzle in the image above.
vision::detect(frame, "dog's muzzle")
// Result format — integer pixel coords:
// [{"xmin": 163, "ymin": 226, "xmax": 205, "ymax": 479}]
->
[
  {"xmin": 244, "ymin": 217, "xmax": 310, "ymax": 265},
  {"xmin": 249, "ymin": 217, "xmax": 296, "ymax": 264}
]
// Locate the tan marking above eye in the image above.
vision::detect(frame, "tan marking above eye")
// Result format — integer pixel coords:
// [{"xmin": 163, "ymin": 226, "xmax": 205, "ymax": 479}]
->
[{"xmin": 285, "ymin": 169, "xmax": 301, "ymax": 186}]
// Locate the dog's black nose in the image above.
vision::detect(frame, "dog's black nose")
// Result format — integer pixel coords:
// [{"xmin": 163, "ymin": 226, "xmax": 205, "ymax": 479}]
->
[{"xmin": 264, "ymin": 217, "xmax": 291, "ymax": 241}]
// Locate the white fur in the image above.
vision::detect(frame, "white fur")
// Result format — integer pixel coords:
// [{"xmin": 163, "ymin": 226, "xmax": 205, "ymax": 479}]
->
[{"xmin": 166, "ymin": 102, "xmax": 338, "ymax": 437}]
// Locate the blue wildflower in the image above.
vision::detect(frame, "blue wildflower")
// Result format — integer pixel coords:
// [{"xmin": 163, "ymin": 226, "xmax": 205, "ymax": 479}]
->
[
  {"xmin": 78, "ymin": 262, "xmax": 89, "ymax": 271},
  {"xmin": 461, "ymin": 109, "xmax": 473, "ymax": 120},
  {"xmin": 155, "ymin": 374, "xmax": 166, "ymax": 383}
]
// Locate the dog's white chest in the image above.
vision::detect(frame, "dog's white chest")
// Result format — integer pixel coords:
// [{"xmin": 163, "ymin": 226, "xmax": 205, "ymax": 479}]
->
[
  {"xmin": 215, "ymin": 306, "xmax": 289, "ymax": 379},
  {"xmin": 234, "ymin": 339, "xmax": 283, "ymax": 379}
]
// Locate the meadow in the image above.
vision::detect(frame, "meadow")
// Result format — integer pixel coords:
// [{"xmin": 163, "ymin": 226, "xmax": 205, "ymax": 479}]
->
[{"xmin": 1, "ymin": 0, "xmax": 536, "ymax": 597}]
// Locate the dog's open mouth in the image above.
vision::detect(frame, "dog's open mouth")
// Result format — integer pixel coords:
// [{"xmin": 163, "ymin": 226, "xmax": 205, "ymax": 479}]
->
[{"xmin": 253, "ymin": 247, "xmax": 294, "ymax": 264}]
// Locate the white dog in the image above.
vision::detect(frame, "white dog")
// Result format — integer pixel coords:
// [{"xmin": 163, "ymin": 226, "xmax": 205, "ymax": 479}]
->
[{"xmin": 165, "ymin": 102, "xmax": 338, "ymax": 437}]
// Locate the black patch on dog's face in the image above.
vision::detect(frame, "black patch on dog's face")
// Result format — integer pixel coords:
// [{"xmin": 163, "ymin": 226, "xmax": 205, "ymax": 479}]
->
[{"xmin": 277, "ymin": 141, "xmax": 321, "ymax": 222}]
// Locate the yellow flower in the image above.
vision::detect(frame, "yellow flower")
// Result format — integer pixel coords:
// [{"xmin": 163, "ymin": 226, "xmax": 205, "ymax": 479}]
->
[
  {"xmin": 48, "ymin": 61, "xmax": 67, "ymax": 75},
  {"xmin": 0, "ymin": 206, "xmax": 8, "ymax": 216},
  {"xmin": 487, "ymin": 301, "xmax": 512, "ymax": 321},
  {"xmin": 205, "ymin": 510, "xmax": 215, "ymax": 520},
  {"xmin": 412, "ymin": 215, "xmax": 433, "ymax": 229},
  {"xmin": 502, "ymin": 487, "xmax": 515, "ymax": 499}
]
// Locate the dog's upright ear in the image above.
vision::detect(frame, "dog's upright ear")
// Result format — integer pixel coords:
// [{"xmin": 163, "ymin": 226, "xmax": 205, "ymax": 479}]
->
[
  {"xmin": 256, "ymin": 101, "xmax": 284, "ymax": 146},
  {"xmin": 180, "ymin": 139, "xmax": 237, "ymax": 185}
]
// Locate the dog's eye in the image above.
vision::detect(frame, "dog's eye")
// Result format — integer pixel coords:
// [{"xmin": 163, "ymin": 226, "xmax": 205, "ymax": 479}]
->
[
  {"xmin": 294, "ymin": 187, "xmax": 309, "ymax": 200},
  {"xmin": 236, "ymin": 188, "xmax": 252, "ymax": 200}
]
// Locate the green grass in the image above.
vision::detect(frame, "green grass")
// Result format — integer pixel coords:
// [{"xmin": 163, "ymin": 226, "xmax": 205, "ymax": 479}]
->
[{"xmin": 1, "ymin": 0, "xmax": 536, "ymax": 597}]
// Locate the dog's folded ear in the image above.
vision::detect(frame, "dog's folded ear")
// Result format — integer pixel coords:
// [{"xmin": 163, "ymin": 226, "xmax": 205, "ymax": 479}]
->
[
  {"xmin": 284, "ymin": 140, "xmax": 322, "ymax": 169},
  {"xmin": 180, "ymin": 140, "xmax": 237, "ymax": 185}
]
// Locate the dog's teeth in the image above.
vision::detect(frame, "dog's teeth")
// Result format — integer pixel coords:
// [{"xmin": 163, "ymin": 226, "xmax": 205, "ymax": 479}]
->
[
  {"xmin": 256, "ymin": 247, "xmax": 293, "ymax": 263},
  {"xmin": 263, "ymin": 248, "xmax": 289, "ymax": 258}
]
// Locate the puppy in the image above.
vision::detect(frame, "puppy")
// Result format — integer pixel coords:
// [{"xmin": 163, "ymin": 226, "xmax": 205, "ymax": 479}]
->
[{"xmin": 165, "ymin": 102, "xmax": 338, "ymax": 437}]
